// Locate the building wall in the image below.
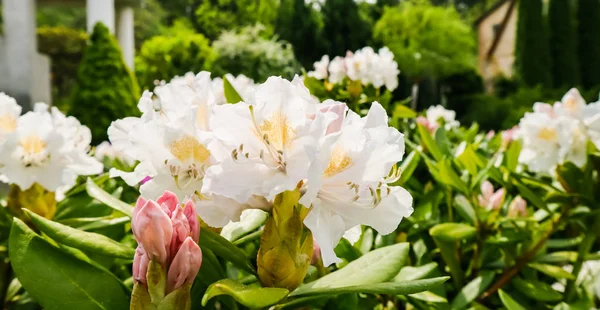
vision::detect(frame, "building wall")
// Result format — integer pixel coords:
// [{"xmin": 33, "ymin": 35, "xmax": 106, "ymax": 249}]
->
[{"xmin": 477, "ymin": 1, "xmax": 518, "ymax": 92}]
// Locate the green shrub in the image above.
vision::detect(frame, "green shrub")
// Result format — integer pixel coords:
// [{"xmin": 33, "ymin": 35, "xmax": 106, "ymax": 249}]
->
[
  {"xmin": 70, "ymin": 23, "xmax": 140, "ymax": 143},
  {"xmin": 135, "ymin": 21, "xmax": 216, "ymax": 90},
  {"xmin": 37, "ymin": 26, "xmax": 88, "ymax": 113},
  {"xmin": 211, "ymin": 24, "xmax": 301, "ymax": 82}
]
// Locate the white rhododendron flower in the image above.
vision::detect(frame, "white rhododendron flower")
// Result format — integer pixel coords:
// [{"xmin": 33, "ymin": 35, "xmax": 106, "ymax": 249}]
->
[
  {"xmin": 0, "ymin": 100, "xmax": 102, "ymax": 191},
  {"xmin": 95, "ymin": 141, "xmax": 135, "ymax": 165},
  {"xmin": 517, "ymin": 88, "xmax": 599, "ymax": 173},
  {"xmin": 110, "ymin": 72, "xmax": 413, "ymax": 260},
  {"xmin": 425, "ymin": 105, "xmax": 460, "ymax": 130},
  {"xmin": 299, "ymin": 102, "xmax": 413, "ymax": 266},
  {"xmin": 203, "ymin": 76, "xmax": 330, "ymax": 202},
  {"xmin": 0, "ymin": 92, "xmax": 21, "ymax": 142},
  {"xmin": 109, "ymin": 71, "xmax": 265, "ymax": 227},
  {"xmin": 310, "ymin": 47, "xmax": 399, "ymax": 91}
]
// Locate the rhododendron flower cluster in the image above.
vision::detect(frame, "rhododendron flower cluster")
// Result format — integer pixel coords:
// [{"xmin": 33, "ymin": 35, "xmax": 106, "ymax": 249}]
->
[
  {"xmin": 516, "ymin": 88, "xmax": 600, "ymax": 173},
  {"xmin": 308, "ymin": 47, "xmax": 400, "ymax": 91},
  {"xmin": 417, "ymin": 105, "xmax": 460, "ymax": 132},
  {"xmin": 109, "ymin": 72, "xmax": 413, "ymax": 266},
  {"xmin": 0, "ymin": 94, "xmax": 102, "ymax": 191}
]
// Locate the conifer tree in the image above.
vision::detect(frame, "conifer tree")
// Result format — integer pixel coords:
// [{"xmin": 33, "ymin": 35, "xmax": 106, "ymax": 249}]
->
[
  {"xmin": 516, "ymin": 0, "xmax": 552, "ymax": 87},
  {"xmin": 70, "ymin": 23, "xmax": 139, "ymax": 143},
  {"xmin": 577, "ymin": 0, "xmax": 600, "ymax": 88},
  {"xmin": 549, "ymin": 0, "xmax": 579, "ymax": 87}
]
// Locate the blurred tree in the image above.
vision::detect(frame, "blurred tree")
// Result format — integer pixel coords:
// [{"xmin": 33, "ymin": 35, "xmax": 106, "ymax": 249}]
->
[
  {"xmin": 194, "ymin": 0, "xmax": 277, "ymax": 40},
  {"xmin": 373, "ymin": 0, "xmax": 475, "ymax": 109},
  {"xmin": 516, "ymin": 0, "xmax": 552, "ymax": 87},
  {"xmin": 135, "ymin": 21, "xmax": 216, "ymax": 90},
  {"xmin": 578, "ymin": 0, "xmax": 600, "ymax": 88},
  {"xmin": 37, "ymin": 6, "xmax": 86, "ymax": 30},
  {"xmin": 71, "ymin": 23, "xmax": 140, "ymax": 143},
  {"xmin": 134, "ymin": 0, "xmax": 168, "ymax": 49},
  {"xmin": 548, "ymin": 0, "xmax": 579, "ymax": 87},
  {"xmin": 275, "ymin": 0, "xmax": 324, "ymax": 68},
  {"xmin": 321, "ymin": 0, "xmax": 371, "ymax": 57}
]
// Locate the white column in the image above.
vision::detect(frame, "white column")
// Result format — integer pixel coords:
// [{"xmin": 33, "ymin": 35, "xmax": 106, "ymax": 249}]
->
[
  {"xmin": 116, "ymin": 6, "xmax": 135, "ymax": 69},
  {"xmin": 2, "ymin": 0, "xmax": 37, "ymax": 111},
  {"xmin": 87, "ymin": 0, "xmax": 115, "ymax": 33}
]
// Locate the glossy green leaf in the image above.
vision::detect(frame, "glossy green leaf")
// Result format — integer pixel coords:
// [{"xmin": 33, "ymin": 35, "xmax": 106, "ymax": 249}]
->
[
  {"xmin": 450, "ymin": 271, "xmax": 494, "ymax": 310},
  {"xmin": 498, "ymin": 289, "xmax": 527, "ymax": 310},
  {"xmin": 528, "ymin": 263, "xmax": 576, "ymax": 280},
  {"xmin": 199, "ymin": 227, "xmax": 256, "ymax": 274},
  {"xmin": 393, "ymin": 104, "xmax": 417, "ymax": 119},
  {"xmin": 396, "ymin": 150, "xmax": 421, "ymax": 186},
  {"xmin": 394, "ymin": 262, "xmax": 439, "ymax": 282},
  {"xmin": 435, "ymin": 128, "xmax": 452, "ymax": 157},
  {"xmin": 9, "ymin": 219, "xmax": 129, "ymax": 310},
  {"xmin": 430, "ymin": 223, "xmax": 476, "ymax": 243},
  {"xmin": 289, "ymin": 277, "xmax": 449, "ymax": 297},
  {"xmin": 438, "ymin": 159, "xmax": 469, "ymax": 194},
  {"xmin": 534, "ymin": 251, "xmax": 578, "ymax": 264},
  {"xmin": 223, "ymin": 75, "xmax": 244, "ymax": 103},
  {"xmin": 417, "ymin": 123, "xmax": 443, "ymax": 160},
  {"xmin": 202, "ymin": 279, "xmax": 288, "ymax": 307},
  {"xmin": 292, "ymin": 243, "xmax": 409, "ymax": 296},
  {"xmin": 505, "ymin": 140, "xmax": 522, "ymax": 171},
  {"xmin": 457, "ymin": 144, "xmax": 483, "ymax": 176},
  {"xmin": 409, "ymin": 290, "xmax": 448, "ymax": 303},
  {"xmin": 453, "ymin": 195, "xmax": 477, "ymax": 225},
  {"xmin": 25, "ymin": 210, "xmax": 134, "ymax": 259},
  {"xmin": 86, "ymin": 178, "xmax": 133, "ymax": 217},
  {"xmin": 512, "ymin": 278, "xmax": 562, "ymax": 302}
]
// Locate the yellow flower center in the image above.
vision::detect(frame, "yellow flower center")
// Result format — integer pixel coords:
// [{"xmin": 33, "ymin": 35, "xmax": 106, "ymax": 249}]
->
[
  {"xmin": 537, "ymin": 127, "xmax": 557, "ymax": 141},
  {"xmin": 0, "ymin": 114, "xmax": 17, "ymax": 133},
  {"xmin": 168, "ymin": 135, "xmax": 211, "ymax": 164},
  {"xmin": 259, "ymin": 112, "xmax": 295, "ymax": 151},
  {"xmin": 324, "ymin": 146, "xmax": 353, "ymax": 177},
  {"xmin": 20, "ymin": 135, "xmax": 46, "ymax": 154}
]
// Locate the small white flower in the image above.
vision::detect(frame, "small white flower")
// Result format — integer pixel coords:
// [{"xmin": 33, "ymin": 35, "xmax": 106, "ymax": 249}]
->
[
  {"xmin": 95, "ymin": 141, "xmax": 135, "ymax": 166},
  {"xmin": 425, "ymin": 105, "xmax": 460, "ymax": 130},
  {"xmin": 328, "ymin": 56, "xmax": 347, "ymax": 84},
  {"xmin": 0, "ymin": 93, "xmax": 21, "ymax": 142},
  {"xmin": 308, "ymin": 55, "xmax": 330, "ymax": 80}
]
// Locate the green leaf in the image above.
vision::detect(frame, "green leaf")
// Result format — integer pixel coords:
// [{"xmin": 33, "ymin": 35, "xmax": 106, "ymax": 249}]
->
[
  {"xmin": 220, "ymin": 209, "xmax": 268, "ymax": 242},
  {"xmin": 513, "ymin": 180, "xmax": 548, "ymax": 212},
  {"xmin": 438, "ymin": 159, "xmax": 470, "ymax": 194},
  {"xmin": 417, "ymin": 123, "xmax": 443, "ymax": 160},
  {"xmin": 396, "ymin": 150, "xmax": 421, "ymax": 186},
  {"xmin": 9, "ymin": 219, "xmax": 129, "ymax": 310},
  {"xmin": 527, "ymin": 263, "xmax": 576, "ymax": 280},
  {"xmin": 394, "ymin": 262, "xmax": 439, "ymax": 282},
  {"xmin": 393, "ymin": 104, "xmax": 417, "ymax": 119},
  {"xmin": 430, "ymin": 223, "xmax": 476, "ymax": 243},
  {"xmin": 202, "ymin": 279, "xmax": 288, "ymax": 307},
  {"xmin": 409, "ymin": 290, "xmax": 448, "ymax": 303},
  {"xmin": 199, "ymin": 227, "xmax": 256, "ymax": 275},
  {"xmin": 534, "ymin": 251, "xmax": 578, "ymax": 264},
  {"xmin": 505, "ymin": 140, "xmax": 522, "ymax": 171},
  {"xmin": 289, "ymin": 277, "xmax": 449, "ymax": 297},
  {"xmin": 223, "ymin": 75, "xmax": 244, "ymax": 103},
  {"xmin": 453, "ymin": 195, "xmax": 477, "ymax": 225},
  {"xmin": 512, "ymin": 278, "xmax": 562, "ymax": 302},
  {"xmin": 24, "ymin": 210, "xmax": 134, "ymax": 259},
  {"xmin": 292, "ymin": 243, "xmax": 409, "ymax": 295},
  {"xmin": 498, "ymin": 289, "xmax": 527, "ymax": 310},
  {"xmin": 435, "ymin": 128, "xmax": 452, "ymax": 157},
  {"xmin": 86, "ymin": 178, "xmax": 133, "ymax": 217},
  {"xmin": 450, "ymin": 271, "xmax": 494, "ymax": 310}
]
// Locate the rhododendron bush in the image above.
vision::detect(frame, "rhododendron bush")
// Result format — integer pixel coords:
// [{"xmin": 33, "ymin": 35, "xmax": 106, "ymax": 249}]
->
[{"xmin": 1, "ymin": 52, "xmax": 600, "ymax": 309}]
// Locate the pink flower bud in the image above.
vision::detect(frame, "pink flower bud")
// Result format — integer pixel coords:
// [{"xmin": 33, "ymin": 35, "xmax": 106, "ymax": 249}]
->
[
  {"xmin": 417, "ymin": 116, "xmax": 437, "ymax": 133},
  {"xmin": 132, "ymin": 199, "xmax": 173, "ymax": 265},
  {"xmin": 157, "ymin": 190, "xmax": 178, "ymax": 216},
  {"xmin": 167, "ymin": 237, "xmax": 203, "ymax": 293},
  {"xmin": 508, "ymin": 196, "xmax": 527, "ymax": 217},
  {"xmin": 133, "ymin": 246, "xmax": 150, "ymax": 284},
  {"xmin": 169, "ymin": 206, "xmax": 192, "ymax": 259},
  {"xmin": 501, "ymin": 126, "xmax": 518, "ymax": 147},
  {"xmin": 486, "ymin": 130, "xmax": 495, "ymax": 139},
  {"xmin": 183, "ymin": 200, "xmax": 200, "ymax": 242},
  {"xmin": 489, "ymin": 188, "xmax": 505, "ymax": 210},
  {"xmin": 480, "ymin": 181, "xmax": 494, "ymax": 200}
]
